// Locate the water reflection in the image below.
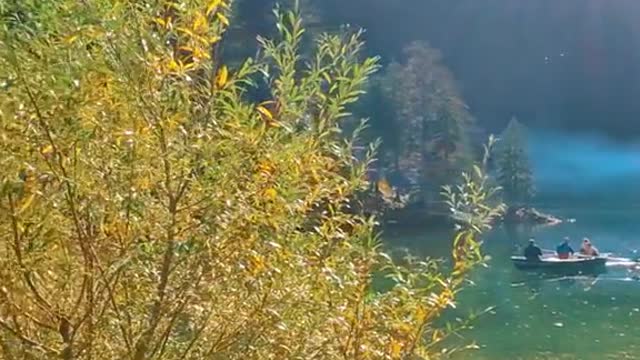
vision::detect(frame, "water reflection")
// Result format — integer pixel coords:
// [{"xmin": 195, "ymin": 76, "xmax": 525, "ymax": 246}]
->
[{"xmin": 511, "ymin": 271, "xmax": 605, "ymax": 299}]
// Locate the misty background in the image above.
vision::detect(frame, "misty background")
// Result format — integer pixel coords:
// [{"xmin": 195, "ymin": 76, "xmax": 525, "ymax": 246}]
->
[
  {"xmin": 529, "ymin": 130, "xmax": 640, "ymax": 204},
  {"xmin": 320, "ymin": 0, "xmax": 640, "ymax": 140},
  {"xmin": 233, "ymin": 0, "xmax": 640, "ymax": 204}
]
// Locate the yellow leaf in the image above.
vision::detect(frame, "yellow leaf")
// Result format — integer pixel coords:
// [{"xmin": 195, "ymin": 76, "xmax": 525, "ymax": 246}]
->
[
  {"xmin": 182, "ymin": 61, "xmax": 195, "ymax": 71},
  {"xmin": 192, "ymin": 12, "xmax": 207, "ymax": 33},
  {"xmin": 256, "ymin": 106, "xmax": 273, "ymax": 120},
  {"xmin": 432, "ymin": 329, "xmax": 442, "ymax": 342},
  {"xmin": 64, "ymin": 34, "xmax": 78, "ymax": 44},
  {"xmin": 216, "ymin": 12, "xmax": 230, "ymax": 27},
  {"xmin": 191, "ymin": 46, "xmax": 210, "ymax": 60},
  {"xmin": 167, "ymin": 59, "xmax": 180, "ymax": 72},
  {"xmin": 41, "ymin": 145, "xmax": 54, "ymax": 155},
  {"xmin": 250, "ymin": 254, "xmax": 266, "ymax": 275},
  {"xmin": 206, "ymin": 0, "xmax": 222, "ymax": 16},
  {"xmin": 216, "ymin": 65, "xmax": 228, "ymax": 88},
  {"xmin": 176, "ymin": 27, "xmax": 196, "ymax": 38},
  {"xmin": 264, "ymin": 188, "xmax": 277, "ymax": 200},
  {"xmin": 416, "ymin": 305, "xmax": 428, "ymax": 322},
  {"xmin": 258, "ymin": 160, "xmax": 274, "ymax": 176},
  {"xmin": 390, "ymin": 339, "xmax": 403, "ymax": 358},
  {"xmin": 18, "ymin": 194, "xmax": 35, "ymax": 214},
  {"xmin": 153, "ymin": 17, "xmax": 166, "ymax": 27}
]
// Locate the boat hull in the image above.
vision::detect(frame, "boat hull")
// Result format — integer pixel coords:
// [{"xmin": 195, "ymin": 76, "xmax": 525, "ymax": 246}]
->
[{"xmin": 511, "ymin": 256, "xmax": 607, "ymax": 275}]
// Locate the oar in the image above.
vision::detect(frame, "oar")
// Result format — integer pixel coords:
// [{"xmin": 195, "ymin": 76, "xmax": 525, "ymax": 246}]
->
[{"xmin": 605, "ymin": 255, "xmax": 632, "ymax": 262}]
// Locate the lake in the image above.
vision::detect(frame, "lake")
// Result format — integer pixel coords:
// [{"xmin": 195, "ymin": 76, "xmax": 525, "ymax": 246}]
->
[{"xmin": 385, "ymin": 205, "xmax": 640, "ymax": 360}]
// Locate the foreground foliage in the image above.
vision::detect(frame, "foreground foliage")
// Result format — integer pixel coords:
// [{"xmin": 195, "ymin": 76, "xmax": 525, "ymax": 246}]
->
[{"xmin": 0, "ymin": 1, "xmax": 502, "ymax": 359}]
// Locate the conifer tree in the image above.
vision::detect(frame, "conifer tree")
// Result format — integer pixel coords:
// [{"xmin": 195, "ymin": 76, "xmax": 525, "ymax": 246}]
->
[{"xmin": 497, "ymin": 117, "xmax": 535, "ymax": 209}]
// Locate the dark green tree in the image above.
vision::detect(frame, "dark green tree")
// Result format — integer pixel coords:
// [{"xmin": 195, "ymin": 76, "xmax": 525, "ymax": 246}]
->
[
  {"xmin": 376, "ymin": 41, "xmax": 475, "ymax": 206},
  {"xmin": 497, "ymin": 117, "xmax": 535, "ymax": 209}
]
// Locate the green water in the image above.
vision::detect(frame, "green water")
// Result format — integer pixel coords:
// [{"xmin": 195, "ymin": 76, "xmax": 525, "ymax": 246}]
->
[{"xmin": 386, "ymin": 205, "xmax": 640, "ymax": 360}]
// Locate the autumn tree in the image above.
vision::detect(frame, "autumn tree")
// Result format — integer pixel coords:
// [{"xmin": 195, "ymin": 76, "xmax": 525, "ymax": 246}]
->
[
  {"xmin": 0, "ymin": 1, "xmax": 502, "ymax": 359},
  {"xmin": 496, "ymin": 117, "xmax": 535, "ymax": 209},
  {"xmin": 376, "ymin": 41, "xmax": 474, "ymax": 206}
]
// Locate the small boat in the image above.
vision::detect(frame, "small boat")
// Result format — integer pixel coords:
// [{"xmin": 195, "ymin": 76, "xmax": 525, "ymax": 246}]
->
[{"xmin": 511, "ymin": 256, "xmax": 607, "ymax": 274}]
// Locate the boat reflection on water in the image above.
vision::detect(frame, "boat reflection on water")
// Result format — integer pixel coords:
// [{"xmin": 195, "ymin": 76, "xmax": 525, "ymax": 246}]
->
[{"xmin": 512, "ymin": 272, "xmax": 602, "ymax": 295}]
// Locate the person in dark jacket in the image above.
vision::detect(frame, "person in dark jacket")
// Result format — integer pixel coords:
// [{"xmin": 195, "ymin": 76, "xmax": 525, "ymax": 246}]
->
[
  {"xmin": 556, "ymin": 237, "xmax": 574, "ymax": 259},
  {"xmin": 524, "ymin": 238, "xmax": 543, "ymax": 262}
]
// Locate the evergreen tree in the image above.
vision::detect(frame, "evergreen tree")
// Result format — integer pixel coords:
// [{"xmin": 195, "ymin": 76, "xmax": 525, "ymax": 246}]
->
[{"xmin": 497, "ymin": 118, "xmax": 535, "ymax": 208}]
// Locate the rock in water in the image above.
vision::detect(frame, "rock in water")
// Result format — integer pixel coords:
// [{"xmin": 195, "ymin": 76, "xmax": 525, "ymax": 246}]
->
[{"xmin": 510, "ymin": 207, "xmax": 562, "ymax": 226}]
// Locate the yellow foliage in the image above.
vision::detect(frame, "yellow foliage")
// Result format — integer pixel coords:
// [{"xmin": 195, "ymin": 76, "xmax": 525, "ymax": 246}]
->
[
  {"xmin": 216, "ymin": 65, "xmax": 229, "ymax": 88},
  {"xmin": 191, "ymin": 45, "xmax": 210, "ymax": 60},
  {"xmin": 377, "ymin": 177, "xmax": 395, "ymax": 199},
  {"xmin": 206, "ymin": 0, "xmax": 223, "ymax": 16},
  {"xmin": 17, "ymin": 194, "xmax": 35, "ymax": 214},
  {"xmin": 40, "ymin": 144, "xmax": 54, "ymax": 155},
  {"xmin": 63, "ymin": 34, "xmax": 78, "ymax": 44},
  {"xmin": 192, "ymin": 12, "xmax": 208, "ymax": 33},
  {"xmin": 154, "ymin": 17, "xmax": 167, "ymax": 28},
  {"xmin": 216, "ymin": 12, "xmax": 230, "ymax": 27},
  {"xmin": 390, "ymin": 339, "xmax": 404, "ymax": 358},
  {"xmin": 0, "ymin": 2, "xmax": 500, "ymax": 360},
  {"xmin": 263, "ymin": 187, "xmax": 277, "ymax": 200},
  {"xmin": 256, "ymin": 104, "xmax": 282, "ymax": 127},
  {"xmin": 166, "ymin": 58, "xmax": 180, "ymax": 73},
  {"xmin": 256, "ymin": 105, "xmax": 274, "ymax": 120}
]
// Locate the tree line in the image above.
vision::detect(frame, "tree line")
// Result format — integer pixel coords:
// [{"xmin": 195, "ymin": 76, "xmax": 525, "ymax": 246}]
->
[{"xmin": 355, "ymin": 43, "xmax": 535, "ymax": 215}]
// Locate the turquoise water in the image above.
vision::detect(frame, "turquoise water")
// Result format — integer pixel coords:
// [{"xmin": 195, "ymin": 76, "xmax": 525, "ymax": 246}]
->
[{"xmin": 385, "ymin": 206, "xmax": 640, "ymax": 359}]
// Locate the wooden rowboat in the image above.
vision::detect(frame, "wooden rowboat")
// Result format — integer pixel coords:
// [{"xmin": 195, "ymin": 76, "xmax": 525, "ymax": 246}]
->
[{"xmin": 511, "ymin": 256, "xmax": 607, "ymax": 274}]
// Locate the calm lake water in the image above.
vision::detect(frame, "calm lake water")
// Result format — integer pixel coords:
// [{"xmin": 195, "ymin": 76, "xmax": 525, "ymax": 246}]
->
[{"xmin": 385, "ymin": 205, "xmax": 640, "ymax": 360}]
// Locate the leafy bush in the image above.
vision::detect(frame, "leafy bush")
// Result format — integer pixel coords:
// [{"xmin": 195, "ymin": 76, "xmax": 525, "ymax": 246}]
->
[{"xmin": 0, "ymin": 1, "xmax": 502, "ymax": 359}]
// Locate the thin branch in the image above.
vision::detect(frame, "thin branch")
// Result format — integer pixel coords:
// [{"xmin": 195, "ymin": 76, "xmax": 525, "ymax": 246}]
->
[
  {"xmin": 7, "ymin": 194, "xmax": 56, "ymax": 316},
  {"xmin": 0, "ymin": 289, "xmax": 56, "ymax": 332},
  {"xmin": 0, "ymin": 317, "xmax": 60, "ymax": 356}
]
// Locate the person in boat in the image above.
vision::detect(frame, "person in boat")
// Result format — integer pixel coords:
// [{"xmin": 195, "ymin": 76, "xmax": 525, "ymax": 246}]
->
[
  {"xmin": 524, "ymin": 238, "xmax": 543, "ymax": 262},
  {"xmin": 556, "ymin": 237, "xmax": 574, "ymax": 259},
  {"xmin": 579, "ymin": 237, "xmax": 599, "ymax": 257}
]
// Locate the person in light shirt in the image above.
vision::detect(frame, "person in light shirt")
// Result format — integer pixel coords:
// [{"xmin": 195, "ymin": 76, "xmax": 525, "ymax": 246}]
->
[{"xmin": 579, "ymin": 237, "xmax": 599, "ymax": 257}]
